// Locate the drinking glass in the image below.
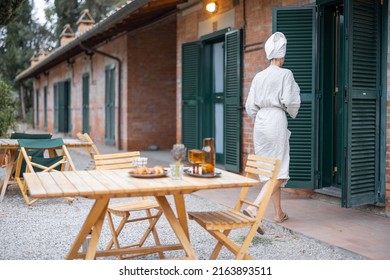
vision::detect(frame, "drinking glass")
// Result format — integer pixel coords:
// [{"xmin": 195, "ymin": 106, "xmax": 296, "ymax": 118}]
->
[{"xmin": 188, "ymin": 149, "xmax": 204, "ymax": 174}]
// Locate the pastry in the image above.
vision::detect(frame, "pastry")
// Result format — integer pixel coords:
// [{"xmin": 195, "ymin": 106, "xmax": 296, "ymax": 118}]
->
[
  {"xmin": 129, "ymin": 167, "xmax": 149, "ymax": 175},
  {"xmin": 151, "ymin": 165, "xmax": 165, "ymax": 175}
]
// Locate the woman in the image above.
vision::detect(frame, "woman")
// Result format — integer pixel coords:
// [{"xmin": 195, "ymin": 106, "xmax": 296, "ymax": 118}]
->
[{"xmin": 245, "ymin": 32, "xmax": 300, "ymax": 234}]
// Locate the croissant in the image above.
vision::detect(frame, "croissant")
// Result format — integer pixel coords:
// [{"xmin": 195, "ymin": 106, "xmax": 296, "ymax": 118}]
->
[
  {"xmin": 130, "ymin": 167, "xmax": 149, "ymax": 175},
  {"xmin": 150, "ymin": 166, "xmax": 165, "ymax": 175}
]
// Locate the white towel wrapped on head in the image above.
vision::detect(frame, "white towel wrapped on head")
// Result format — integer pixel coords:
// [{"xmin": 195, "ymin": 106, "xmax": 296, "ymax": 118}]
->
[{"xmin": 265, "ymin": 32, "xmax": 287, "ymax": 60}]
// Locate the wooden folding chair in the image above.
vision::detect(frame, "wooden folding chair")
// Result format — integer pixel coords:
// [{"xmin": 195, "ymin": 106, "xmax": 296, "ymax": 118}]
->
[
  {"xmin": 93, "ymin": 152, "xmax": 165, "ymax": 259},
  {"xmin": 188, "ymin": 155, "xmax": 281, "ymax": 260},
  {"xmin": 0, "ymin": 149, "xmax": 7, "ymax": 168},
  {"xmin": 14, "ymin": 138, "xmax": 76, "ymax": 207},
  {"xmin": 0, "ymin": 133, "xmax": 52, "ymax": 202},
  {"xmin": 76, "ymin": 132, "xmax": 100, "ymax": 157}
]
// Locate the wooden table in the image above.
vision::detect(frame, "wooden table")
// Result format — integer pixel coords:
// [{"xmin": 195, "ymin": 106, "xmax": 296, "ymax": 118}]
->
[
  {"xmin": 0, "ymin": 138, "xmax": 93, "ymax": 201},
  {"xmin": 23, "ymin": 169, "xmax": 259, "ymax": 260}
]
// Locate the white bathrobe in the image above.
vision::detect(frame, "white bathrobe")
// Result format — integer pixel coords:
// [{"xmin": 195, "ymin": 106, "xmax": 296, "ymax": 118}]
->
[{"xmin": 245, "ymin": 65, "xmax": 301, "ymax": 182}]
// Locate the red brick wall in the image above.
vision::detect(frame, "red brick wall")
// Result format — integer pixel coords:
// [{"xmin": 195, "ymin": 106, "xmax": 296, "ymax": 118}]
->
[
  {"xmin": 33, "ymin": 35, "xmax": 128, "ymax": 146},
  {"xmin": 32, "ymin": 15, "xmax": 177, "ymax": 152},
  {"xmin": 126, "ymin": 16, "xmax": 177, "ymax": 150}
]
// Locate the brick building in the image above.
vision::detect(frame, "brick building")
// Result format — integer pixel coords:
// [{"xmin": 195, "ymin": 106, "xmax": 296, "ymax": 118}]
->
[
  {"xmin": 16, "ymin": 2, "xmax": 179, "ymax": 151},
  {"xmin": 16, "ymin": 0, "xmax": 390, "ymax": 214}
]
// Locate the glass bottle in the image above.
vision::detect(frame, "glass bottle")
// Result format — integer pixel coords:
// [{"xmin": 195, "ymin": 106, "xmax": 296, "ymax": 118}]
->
[{"xmin": 201, "ymin": 138, "xmax": 215, "ymax": 174}]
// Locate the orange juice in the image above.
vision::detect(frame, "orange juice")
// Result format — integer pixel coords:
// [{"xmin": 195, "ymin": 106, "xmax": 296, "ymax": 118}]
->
[{"xmin": 188, "ymin": 149, "xmax": 204, "ymax": 164}]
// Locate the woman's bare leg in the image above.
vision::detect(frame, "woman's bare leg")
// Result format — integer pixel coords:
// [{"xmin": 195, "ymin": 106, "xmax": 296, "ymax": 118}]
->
[{"xmin": 247, "ymin": 179, "xmax": 286, "ymax": 221}]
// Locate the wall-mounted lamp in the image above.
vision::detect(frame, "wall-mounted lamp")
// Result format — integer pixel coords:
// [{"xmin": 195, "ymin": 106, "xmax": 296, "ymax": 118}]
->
[{"xmin": 206, "ymin": 2, "xmax": 218, "ymax": 13}]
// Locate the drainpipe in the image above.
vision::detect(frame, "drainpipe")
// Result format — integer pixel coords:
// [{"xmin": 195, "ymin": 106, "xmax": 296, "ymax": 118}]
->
[{"xmin": 79, "ymin": 42, "xmax": 123, "ymax": 150}]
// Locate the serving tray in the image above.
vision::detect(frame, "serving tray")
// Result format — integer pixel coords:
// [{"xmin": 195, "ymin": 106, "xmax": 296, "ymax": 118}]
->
[
  {"xmin": 183, "ymin": 169, "xmax": 221, "ymax": 178},
  {"xmin": 129, "ymin": 171, "xmax": 168, "ymax": 178}
]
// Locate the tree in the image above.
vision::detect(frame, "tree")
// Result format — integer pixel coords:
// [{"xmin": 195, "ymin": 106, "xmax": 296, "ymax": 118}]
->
[
  {"xmin": 0, "ymin": 0, "xmax": 26, "ymax": 26},
  {"xmin": 0, "ymin": 0, "xmax": 35, "ymax": 84},
  {"xmin": 81, "ymin": 0, "xmax": 128, "ymax": 22},
  {"xmin": 0, "ymin": 0, "xmax": 38, "ymax": 122},
  {"xmin": 0, "ymin": 80, "xmax": 17, "ymax": 137},
  {"xmin": 51, "ymin": 0, "xmax": 127, "ymax": 43},
  {"xmin": 53, "ymin": 0, "xmax": 80, "ymax": 41}
]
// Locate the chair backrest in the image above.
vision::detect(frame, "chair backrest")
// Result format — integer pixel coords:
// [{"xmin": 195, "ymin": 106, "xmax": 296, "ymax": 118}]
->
[
  {"xmin": 244, "ymin": 154, "xmax": 280, "ymax": 181},
  {"xmin": 235, "ymin": 155, "xmax": 281, "ymax": 213},
  {"xmin": 93, "ymin": 151, "xmax": 140, "ymax": 170},
  {"xmin": 77, "ymin": 132, "xmax": 100, "ymax": 157},
  {"xmin": 10, "ymin": 132, "xmax": 52, "ymax": 139},
  {"xmin": 18, "ymin": 138, "xmax": 64, "ymax": 149},
  {"xmin": 10, "ymin": 132, "xmax": 53, "ymax": 168},
  {"xmin": 15, "ymin": 138, "xmax": 76, "ymax": 176}
]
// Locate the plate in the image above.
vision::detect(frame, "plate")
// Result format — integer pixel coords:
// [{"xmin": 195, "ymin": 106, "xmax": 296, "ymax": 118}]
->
[
  {"xmin": 129, "ymin": 171, "xmax": 168, "ymax": 179},
  {"xmin": 183, "ymin": 169, "xmax": 221, "ymax": 178}
]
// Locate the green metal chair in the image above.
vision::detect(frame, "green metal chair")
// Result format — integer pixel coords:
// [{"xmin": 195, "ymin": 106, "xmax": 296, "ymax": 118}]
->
[{"xmin": 14, "ymin": 138, "xmax": 76, "ymax": 207}]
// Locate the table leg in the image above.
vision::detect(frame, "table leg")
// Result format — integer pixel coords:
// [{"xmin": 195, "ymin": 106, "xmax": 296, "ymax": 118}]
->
[
  {"xmin": 0, "ymin": 150, "xmax": 16, "ymax": 202},
  {"xmin": 173, "ymin": 194, "xmax": 190, "ymax": 239},
  {"xmin": 66, "ymin": 198, "xmax": 109, "ymax": 260},
  {"xmin": 155, "ymin": 195, "xmax": 198, "ymax": 260}
]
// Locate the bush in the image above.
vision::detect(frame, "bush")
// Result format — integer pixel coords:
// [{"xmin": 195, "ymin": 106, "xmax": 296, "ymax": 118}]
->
[{"xmin": 0, "ymin": 80, "xmax": 17, "ymax": 137}]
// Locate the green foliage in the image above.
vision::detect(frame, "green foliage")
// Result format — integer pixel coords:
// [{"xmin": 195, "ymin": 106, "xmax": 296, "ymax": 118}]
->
[
  {"xmin": 0, "ymin": 0, "xmax": 26, "ymax": 26},
  {"xmin": 54, "ymin": 0, "xmax": 80, "ymax": 42},
  {"xmin": 52, "ymin": 0, "xmax": 128, "ymax": 43},
  {"xmin": 0, "ymin": 0, "xmax": 34, "ymax": 84},
  {"xmin": 82, "ymin": 0, "xmax": 128, "ymax": 22},
  {"xmin": 0, "ymin": 80, "xmax": 17, "ymax": 137}
]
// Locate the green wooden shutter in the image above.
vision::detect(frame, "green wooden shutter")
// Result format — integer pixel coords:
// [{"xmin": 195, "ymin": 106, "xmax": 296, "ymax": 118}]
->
[
  {"xmin": 82, "ymin": 73, "xmax": 90, "ymax": 134},
  {"xmin": 105, "ymin": 66, "xmax": 116, "ymax": 145},
  {"xmin": 43, "ymin": 86, "xmax": 47, "ymax": 129},
  {"xmin": 35, "ymin": 90, "xmax": 39, "ymax": 128},
  {"xmin": 64, "ymin": 80, "xmax": 71, "ymax": 133},
  {"xmin": 53, "ymin": 83, "xmax": 58, "ymax": 132},
  {"xmin": 182, "ymin": 42, "xmax": 201, "ymax": 150},
  {"xmin": 224, "ymin": 29, "xmax": 242, "ymax": 172},
  {"xmin": 343, "ymin": 0, "xmax": 380, "ymax": 207},
  {"xmin": 58, "ymin": 81, "xmax": 66, "ymax": 133},
  {"xmin": 273, "ymin": 6, "xmax": 317, "ymax": 188}
]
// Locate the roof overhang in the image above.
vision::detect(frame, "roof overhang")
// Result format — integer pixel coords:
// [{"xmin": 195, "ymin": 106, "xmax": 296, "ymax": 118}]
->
[{"xmin": 15, "ymin": 0, "xmax": 187, "ymax": 82}]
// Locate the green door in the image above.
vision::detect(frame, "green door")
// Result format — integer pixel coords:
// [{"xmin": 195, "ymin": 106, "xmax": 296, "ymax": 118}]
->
[
  {"xmin": 343, "ymin": 0, "xmax": 381, "ymax": 207},
  {"xmin": 318, "ymin": 2, "xmax": 346, "ymax": 190},
  {"xmin": 273, "ymin": 6, "xmax": 318, "ymax": 188},
  {"xmin": 82, "ymin": 73, "xmax": 90, "ymax": 134},
  {"xmin": 105, "ymin": 65, "xmax": 116, "ymax": 146},
  {"xmin": 202, "ymin": 38, "xmax": 225, "ymax": 164},
  {"xmin": 55, "ymin": 80, "xmax": 71, "ymax": 133},
  {"xmin": 181, "ymin": 30, "xmax": 242, "ymax": 172}
]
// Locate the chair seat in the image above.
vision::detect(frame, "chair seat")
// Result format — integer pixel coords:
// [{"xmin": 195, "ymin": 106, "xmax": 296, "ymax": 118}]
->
[
  {"xmin": 108, "ymin": 200, "xmax": 160, "ymax": 217},
  {"xmin": 188, "ymin": 209, "xmax": 255, "ymax": 230}
]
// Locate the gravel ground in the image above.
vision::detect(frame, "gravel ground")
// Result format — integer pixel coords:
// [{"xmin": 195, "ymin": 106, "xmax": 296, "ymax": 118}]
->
[{"xmin": 0, "ymin": 148, "xmax": 364, "ymax": 260}]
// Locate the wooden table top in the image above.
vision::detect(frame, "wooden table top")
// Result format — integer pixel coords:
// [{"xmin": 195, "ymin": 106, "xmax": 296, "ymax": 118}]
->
[
  {"xmin": 0, "ymin": 138, "xmax": 93, "ymax": 149},
  {"xmin": 24, "ymin": 169, "xmax": 259, "ymax": 199}
]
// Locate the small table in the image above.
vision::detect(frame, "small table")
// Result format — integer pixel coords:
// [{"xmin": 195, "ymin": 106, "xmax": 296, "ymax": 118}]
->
[
  {"xmin": 0, "ymin": 138, "xmax": 93, "ymax": 201},
  {"xmin": 24, "ymin": 169, "xmax": 259, "ymax": 260}
]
